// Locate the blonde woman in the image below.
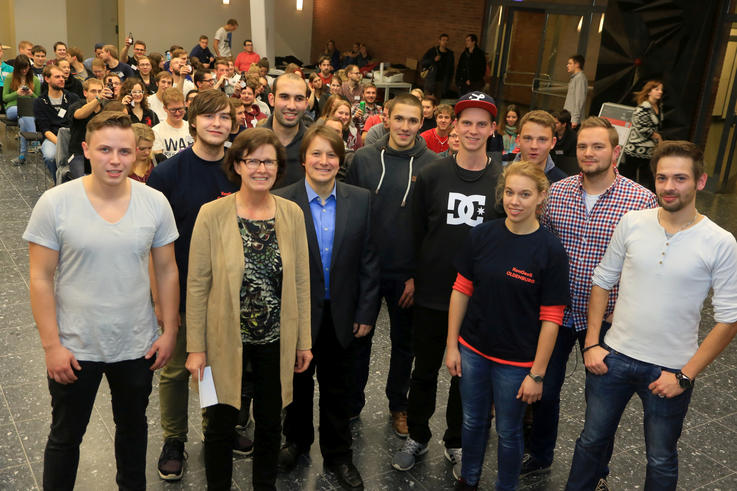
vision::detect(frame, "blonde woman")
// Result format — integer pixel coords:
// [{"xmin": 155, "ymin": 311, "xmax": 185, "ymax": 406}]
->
[
  {"xmin": 129, "ymin": 123, "xmax": 156, "ymax": 183},
  {"xmin": 446, "ymin": 161, "xmax": 569, "ymax": 491}
]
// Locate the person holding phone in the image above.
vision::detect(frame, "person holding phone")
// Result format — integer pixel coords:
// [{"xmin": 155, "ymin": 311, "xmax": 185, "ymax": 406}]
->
[
  {"xmin": 120, "ymin": 78, "xmax": 159, "ymax": 128},
  {"xmin": 2, "ymin": 54, "xmax": 41, "ymax": 166}
]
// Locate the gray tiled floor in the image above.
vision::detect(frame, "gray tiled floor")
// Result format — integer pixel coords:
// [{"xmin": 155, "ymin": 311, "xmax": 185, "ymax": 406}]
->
[{"xmin": 2, "ymin": 138, "xmax": 737, "ymax": 490}]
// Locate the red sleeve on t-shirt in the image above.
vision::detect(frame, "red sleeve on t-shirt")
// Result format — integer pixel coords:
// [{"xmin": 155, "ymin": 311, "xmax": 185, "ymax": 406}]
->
[
  {"xmin": 453, "ymin": 273, "xmax": 474, "ymax": 296},
  {"xmin": 539, "ymin": 305, "xmax": 565, "ymax": 325}
]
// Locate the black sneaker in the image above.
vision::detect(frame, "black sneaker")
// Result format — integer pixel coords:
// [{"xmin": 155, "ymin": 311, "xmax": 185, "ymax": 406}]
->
[
  {"xmin": 157, "ymin": 439, "xmax": 186, "ymax": 481},
  {"xmin": 454, "ymin": 478, "xmax": 478, "ymax": 491},
  {"xmin": 520, "ymin": 452, "xmax": 551, "ymax": 475},
  {"xmin": 233, "ymin": 433, "xmax": 254, "ymax": 456}
]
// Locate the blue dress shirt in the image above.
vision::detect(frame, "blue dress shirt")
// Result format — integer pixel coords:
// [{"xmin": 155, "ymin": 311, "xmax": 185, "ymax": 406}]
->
[{"xmin": 305, "ymin": 180, "xmax": 337, "ymax": 299}]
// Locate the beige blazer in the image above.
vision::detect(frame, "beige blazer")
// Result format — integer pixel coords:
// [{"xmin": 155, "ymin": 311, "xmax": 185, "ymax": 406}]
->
[{"xmin": 186, "ymin": 193, "xmax": 311, "ymax": 409}]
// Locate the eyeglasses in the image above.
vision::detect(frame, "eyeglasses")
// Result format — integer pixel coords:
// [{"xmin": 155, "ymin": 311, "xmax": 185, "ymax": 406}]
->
[
  {"xmin": 202, "ymin": 78, "xmax": 215, "ymax": 83},
  {"xmin": 167, "ymin": 107, "xmax": 186, "ymax": 113},
  {"xmin": 239, "ymin": 158, "xmax": 277, "ymax": 169}
]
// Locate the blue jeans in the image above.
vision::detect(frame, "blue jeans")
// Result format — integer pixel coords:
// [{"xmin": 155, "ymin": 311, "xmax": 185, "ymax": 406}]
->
[
  {"xmin": 350, "ymin": 277, "xmax": 413, "ymax": 413},
  {"xmin": 459, "ymin": 344, "xmax": 528, "ymax": 490},
  {"xmin": 41, "ymin": 139, "xmax": 57, "ymax": 182},
  {"xmin": 528, "ymin": 321, "xmax": 611, "ymax": 466},
  {"xmin": 566, "ymin": 350, "xmax": 692, "ymax": 491},
  {"xmin": 6, "ymin": 105, "xmax": 36, "ymax": 156}
]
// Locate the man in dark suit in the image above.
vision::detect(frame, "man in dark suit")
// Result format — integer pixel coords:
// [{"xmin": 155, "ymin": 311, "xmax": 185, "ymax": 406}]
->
[{"xmin": 273, "ymin": 125, "xmax": 380, "ymax": 489}]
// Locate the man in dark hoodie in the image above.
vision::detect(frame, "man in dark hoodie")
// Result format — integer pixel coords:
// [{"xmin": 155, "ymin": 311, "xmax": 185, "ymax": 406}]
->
[{"xmin": 346, "ymin": 92, "xmax": 439, "ymax": 438}]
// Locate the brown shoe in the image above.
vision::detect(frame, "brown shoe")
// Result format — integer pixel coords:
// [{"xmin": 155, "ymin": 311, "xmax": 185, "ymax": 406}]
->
[{"xmin": 391, "ymin": 411, "xmax": 408, "ymax": 438}]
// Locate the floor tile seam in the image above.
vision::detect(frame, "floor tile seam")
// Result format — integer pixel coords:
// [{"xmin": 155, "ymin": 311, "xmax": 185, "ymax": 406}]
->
[
  {"xmin": 677, "ymin": 439, "xmax": 734, "ymax": 474},
  {"xmin": 0, "ymin": 385, "xmax": 39, "ymax": 489},
  {"xmin": 693, "ymin": 471, "xmax": 737, "ymax": 489}
]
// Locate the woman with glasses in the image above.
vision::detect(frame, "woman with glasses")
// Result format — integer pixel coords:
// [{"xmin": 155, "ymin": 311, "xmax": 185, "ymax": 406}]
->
[
  {"xmin": 186, "ymin": 127, "xmax": 312, "ymax": 491},
  {"xmin": 121, "ymin": 78, "xmax": 159, "ymax": 128},
  {"xmin": 136, "ymin": 56, "xmax": 157, "ymax": 94}
]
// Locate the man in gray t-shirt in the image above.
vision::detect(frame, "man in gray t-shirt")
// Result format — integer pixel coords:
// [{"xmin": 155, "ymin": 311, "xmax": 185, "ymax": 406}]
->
[{"xmin": 23, "ymin": 112, "xmax": 179, "ymax": 490}]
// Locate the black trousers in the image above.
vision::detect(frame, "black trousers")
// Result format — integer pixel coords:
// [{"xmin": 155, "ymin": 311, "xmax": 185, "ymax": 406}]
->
[
  {"xmin": 407, "ymin": 305, "xmax": 463, "ymax": 448},
  {"xmin": 620, "ymin": 155, "xmax": 655, "ymax": 192},
  {"xmin": 283, "ymin": 302, "xmax": 354, "ymax": 464},
  {"xmin": 43, "ymin": 356, "xmax": 154, "ymax": 491},
  {"xmin": 204, "ymin": 341, "xmax": 281, "ymax": 491}
]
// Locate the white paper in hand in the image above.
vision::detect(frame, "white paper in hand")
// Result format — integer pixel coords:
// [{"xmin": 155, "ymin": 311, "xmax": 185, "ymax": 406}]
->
[{"xmin": 198, "ymin": 366, "xmax": 218, "ymax": 408}]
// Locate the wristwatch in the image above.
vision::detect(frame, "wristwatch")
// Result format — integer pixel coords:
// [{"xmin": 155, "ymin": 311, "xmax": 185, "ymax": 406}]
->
[
  {"xmin": 528, "ymin": 371, "xmax": 544, "ymax": 383},
  {"xmin": 675, "ymin": 371, "xmax": 694, "ymax": 389}
]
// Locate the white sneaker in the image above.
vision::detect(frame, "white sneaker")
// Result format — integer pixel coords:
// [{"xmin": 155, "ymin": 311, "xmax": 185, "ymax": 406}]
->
[{"xmin": 391, "ymin": 437, "xmax": 428, "ymax": 471}]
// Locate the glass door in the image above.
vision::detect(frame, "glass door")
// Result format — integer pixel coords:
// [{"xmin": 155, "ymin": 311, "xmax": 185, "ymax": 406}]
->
[{"xmin": 705, "ymin": 22, "xmax": 737, "ymax": 192}]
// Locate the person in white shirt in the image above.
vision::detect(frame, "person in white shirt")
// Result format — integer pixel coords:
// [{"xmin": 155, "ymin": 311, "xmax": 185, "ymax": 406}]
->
[
  {"xmin": 148, "ymin": 72, "xmax": 173, "ymax": 123},
  {"xmin": 214, "ymin": 18, "xmax": 239, "ymax": 58},
  {"xmin": 24, "ymin": 111, "xmax": 179, "ymax": 489},
  {"xmin": 566, "ymin": 140, "xmax": 737, "ymax": 490},
  {"xmin": 153, "ymin": 88, "xmax": 193, "ymax": 158}
]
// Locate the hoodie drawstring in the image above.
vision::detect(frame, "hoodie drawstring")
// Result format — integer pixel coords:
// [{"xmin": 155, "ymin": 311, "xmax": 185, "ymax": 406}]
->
[
  {"xmin": 376, "ymin": 147, "xmax": 415, "ymax": 208},
  {"xmin": 400, "ymin": 156, "xmax": 414, "ymax": 208},
  {"xmin": 376, "ymin": 148, "xmax": 387, "ymax": 195}
]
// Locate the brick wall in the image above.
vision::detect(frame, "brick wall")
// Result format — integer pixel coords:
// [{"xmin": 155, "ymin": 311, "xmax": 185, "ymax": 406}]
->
[{"xmin": 310, "ymin": 0, "xmax": 486, "ymax": 71}]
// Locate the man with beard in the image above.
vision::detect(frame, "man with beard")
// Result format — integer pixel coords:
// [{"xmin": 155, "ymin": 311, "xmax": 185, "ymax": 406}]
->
[
  {"xmin": 351, "ymin": 83, "xmax": 381, "ymax": 134},
  {"xmin": 33, "ymin": 64, "xmax": 79, "ymax": 181},
  {"xmin": 567, "ymin": 140, "xmax": 737, "ymax": 490},
  {"xmin": 264, "ymin": 72, "xmax": 310, "ymax": 188},
  {"xmin": 522, "ymin": 117, "xmax": 656, "ymax": 488},
  {"xmin": 169, "ymin": 50, "xmax": 196, "ymax": 96}
]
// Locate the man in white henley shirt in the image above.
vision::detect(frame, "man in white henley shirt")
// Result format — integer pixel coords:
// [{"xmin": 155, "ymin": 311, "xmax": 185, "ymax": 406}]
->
[{"xmin": 566, "ymin": 141, "xmax": 737, "ymax": 490}]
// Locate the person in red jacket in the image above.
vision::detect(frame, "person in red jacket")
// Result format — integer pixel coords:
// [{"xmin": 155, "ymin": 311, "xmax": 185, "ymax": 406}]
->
[{"xmin": 421, "ymin": 104, "xmax": 454, "ymax": 154}]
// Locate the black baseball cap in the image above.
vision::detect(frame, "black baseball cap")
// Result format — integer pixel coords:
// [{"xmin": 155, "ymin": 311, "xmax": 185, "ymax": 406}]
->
[{"xmin": 454, "ymin": 91, "xmax": 497, "ymax": 119}]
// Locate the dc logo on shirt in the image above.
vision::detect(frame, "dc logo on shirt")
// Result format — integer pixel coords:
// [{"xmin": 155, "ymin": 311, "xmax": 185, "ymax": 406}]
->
[{"xmin": 447, "ymin": 193, "xmax": 486, "ymax": 226}]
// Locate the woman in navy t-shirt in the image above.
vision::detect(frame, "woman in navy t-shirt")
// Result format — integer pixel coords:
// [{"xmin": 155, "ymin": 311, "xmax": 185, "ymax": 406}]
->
[{"xmin": 445, "ymin": 161, "xmax": 570, "ymax": 491}]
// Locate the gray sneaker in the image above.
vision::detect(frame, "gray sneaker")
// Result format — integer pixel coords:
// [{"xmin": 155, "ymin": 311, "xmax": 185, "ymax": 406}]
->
[
  {"xmin": 391, "ymin": 437, "xmax": 428, "ymax": 471},
  {"xmin": 445, "ymin": 447, "xmax": 462, "ymax": 480},
  {"xmin": 444, "ymin": 447, "xmax": 462, "ymax": 465}
]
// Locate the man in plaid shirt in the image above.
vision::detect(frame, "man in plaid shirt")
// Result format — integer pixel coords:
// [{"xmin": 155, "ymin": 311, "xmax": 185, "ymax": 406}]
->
[{"xmin": 523, "ymin": 117, "xmax": 657, "ymax": 482}]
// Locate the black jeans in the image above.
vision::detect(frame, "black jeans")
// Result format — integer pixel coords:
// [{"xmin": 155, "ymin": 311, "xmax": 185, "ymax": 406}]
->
[
  {"xmin": 528, "ymin": 321, "xmax": 612, "ymax": 468},
  {"xmin": 407, "ymin": 306, "xmax": 462, "ymax": 448},
  {"xmin": 350, "ymin": 277, "xmax": 414, "ymax": 414},
  {"xmin": 620, "ymin": 155, "xmax": 655, "ymax": 192},
  {"xmin": 283, "ymin": 302, "xmax": 354, "ymax": 464},
  {"xmin": 204, "ymin": 341, "xmax": 281, "ymax": 491},
  {"xmin": 43, "ymin": 356, "xmax": 154, "ymax": 491}
]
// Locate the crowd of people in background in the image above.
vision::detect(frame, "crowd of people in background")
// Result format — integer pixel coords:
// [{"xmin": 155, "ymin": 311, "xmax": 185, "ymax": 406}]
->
[{"xmin": 3, "ymin": 20, "xmax": 736, "ymax": 491}]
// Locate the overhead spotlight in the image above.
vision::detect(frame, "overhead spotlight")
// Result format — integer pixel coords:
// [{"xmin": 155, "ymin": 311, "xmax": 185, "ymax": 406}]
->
[
  {"xmin": 223, "ymin": 0, "xmax": 229, "ymax": 4},
  {"xmin": 297, "ymin": 0, "xmax": 303, "ymax": 10}
]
